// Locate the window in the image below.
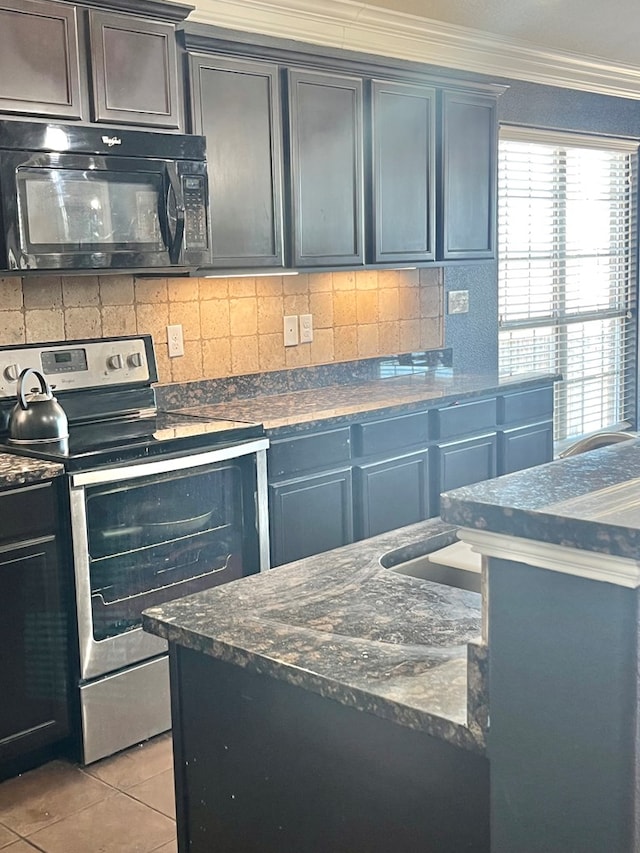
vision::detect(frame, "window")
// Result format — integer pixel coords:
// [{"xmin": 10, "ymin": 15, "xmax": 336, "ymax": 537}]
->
[{"xmin": 498, "ymin": 127, "xmax": 638, "ymax": 447}]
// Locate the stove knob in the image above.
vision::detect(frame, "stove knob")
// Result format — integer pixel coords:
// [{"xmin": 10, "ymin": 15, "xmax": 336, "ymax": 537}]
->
[
  {"xmin": 127, "ymin": 352, "xmax": 143, "ymax": 369},
  {"xmin": 107, "ymin": 353, "xmax": 124, "ymax": 370},
  {"xmin": 3, "ymin": 363, "xmax": 19, "ymax": 382}
]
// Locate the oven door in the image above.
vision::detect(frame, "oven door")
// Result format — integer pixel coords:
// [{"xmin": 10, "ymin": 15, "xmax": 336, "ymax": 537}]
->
[{"xmin": 69, "ymin": 440, "xmax": 269, "ymax": 682}]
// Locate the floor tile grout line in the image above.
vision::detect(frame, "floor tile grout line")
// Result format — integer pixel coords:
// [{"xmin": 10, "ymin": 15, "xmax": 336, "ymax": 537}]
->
[{"xmin": 12, "ymin": 787, "xmax": 120, "ymax": 841}]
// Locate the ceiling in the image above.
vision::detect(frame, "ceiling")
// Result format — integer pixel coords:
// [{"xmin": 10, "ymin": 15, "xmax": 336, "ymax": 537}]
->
[{"xmin": 350, "ymin": 0, "xmax": 640, "ymax": 67}]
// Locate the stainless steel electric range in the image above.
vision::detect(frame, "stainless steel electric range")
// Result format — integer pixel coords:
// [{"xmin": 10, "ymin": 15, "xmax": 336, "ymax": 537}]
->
[{"xmin": 0, "ymin": 335, "xmax": 269, "ymax": 763}]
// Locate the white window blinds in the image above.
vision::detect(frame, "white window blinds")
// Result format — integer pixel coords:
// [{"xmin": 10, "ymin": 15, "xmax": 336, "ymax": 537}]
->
[{"xmin": 498, "ymin": 126, "xmax": 638, "ymax": 446}]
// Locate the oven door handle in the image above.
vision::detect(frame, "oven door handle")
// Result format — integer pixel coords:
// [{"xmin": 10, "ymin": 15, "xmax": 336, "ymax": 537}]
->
[{"xmin": 69, "ymin": 438, "xmax": 270, "ymax": 488}]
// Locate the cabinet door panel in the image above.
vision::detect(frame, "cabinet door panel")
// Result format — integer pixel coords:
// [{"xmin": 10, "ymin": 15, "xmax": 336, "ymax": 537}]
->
[
  {"xmin": 269, "ymin": 469, "xmax": 353, "ymax": 566},
  {"xmin": 0, "ymin": 0, "xmax": 82, "ymax": 119},
  {"xmin": 439, "ymin": 91, "xmax": 497, "ymax": 260},
  {"xmin": 500, "ymin": 422, "xmax": 553, "ymax": 475},
  {"xmin": 355, "ymin": 452, "xmax": 430, "ymax": 539},
  {"xmin": 437, "ymin": 434, "xmax": 497, "ymax": 508},
  {"xmin": 499, "ymin": 386, "xmax": 554, "ymax": 426},
  {"xmin": 288, "ymin": 69, "xmax": 364, "ymax": 266},
  {"xmin": 89, "ymin": 10, "xmax": 181, "ymax": 128},
  {"xmin": 190, "ymin": 55, "xmax": 284, "ymax": 268},
  {"xmin": 370, "ymin": 80, "xmax": 435, "ymax": 263},
  {"xmin": 0, "ymin": 538, "xmax": 69, "ymax": 765}
]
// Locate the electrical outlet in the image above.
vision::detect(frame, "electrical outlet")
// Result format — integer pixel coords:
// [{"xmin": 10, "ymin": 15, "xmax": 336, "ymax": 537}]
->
[
  {"xmin": 167, "ymin": 324, "xmax": 184, "ymax": 357},
  {"xmin": 448, "ymin": 290, "xmax": 470, "ymax": 314},
  {"xmin": 283, "ymin": 315, "xmax": 299, "ymax": 347},
  {"xmin": 299, "ymin": 314, "xmax": 313, "ymax": 343}
]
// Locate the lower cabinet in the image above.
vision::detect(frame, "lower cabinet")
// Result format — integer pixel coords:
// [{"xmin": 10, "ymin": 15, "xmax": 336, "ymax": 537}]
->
[
  {"xmin": 437, "ymin": 433, "xmax": 498, "ymax": 499},
  {"xmin": 499, "ymin": 421, "xmax": 554, "ymax": 475},
  {"xmin": 269, "ymin": 469, "xmax": 353, "ymax": 566},
  {"xmin": 0, "ymin": 481, "xmax": 70, "ymax": 780},
  {"xmin": 354, "ymin": 451, "xmax": 430, "ymax": 539},
  {"xmin": 267, "ymin": 382, "xmax": 555, "ymax": 566}
]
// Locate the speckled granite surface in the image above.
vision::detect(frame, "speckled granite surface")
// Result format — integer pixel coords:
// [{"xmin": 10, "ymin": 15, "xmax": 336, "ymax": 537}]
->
[
  {"xmin": 167, "ymin": 369, "xmax": 557, "ymax": 434},
  {"xmin": 441, "ymin": 438, "xmax": 640, "ymax": 560},
  {"xmin": 0, "ymin": 452, "xmax": 63, "ymax": 489},
  {"xmin": 144, "ymin": 516, "xmax": 488, "ymax": 754},
  {"xmin": 156, "ymin": 349, "xmax": 452, "ymax": 411}
]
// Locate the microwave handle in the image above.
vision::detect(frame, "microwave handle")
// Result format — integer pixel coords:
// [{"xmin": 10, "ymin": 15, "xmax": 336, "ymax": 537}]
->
[{"xmin": 166, "ymin": 163, "xmax": 186, "ymax": 264}]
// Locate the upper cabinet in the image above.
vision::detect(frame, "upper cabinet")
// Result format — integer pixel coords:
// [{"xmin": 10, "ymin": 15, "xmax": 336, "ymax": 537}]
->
[
  {"xmin": 287, "ymin": 69, "xmax": 364, "ymax": 268},
  {"xmin": 368, "ymin": 79, "xmax": 436, "ymax": 264},
  {"xmin": 438, "ymin": 90, "xmax": 498, "ymax": 260},
  {"xmin": 87, "ymin": 9, "xmax": 182, "ymax": 129},
  {"xmin": 189, "ymin": 54, "xmax": 284, "ymax": 268},
  {"xmin": 0, "ymin": 0, "xmax": 82, "ymax": 120},
  {"xmin": 0, "ymin": 0, "xmax": 190, "ymax": 129}
]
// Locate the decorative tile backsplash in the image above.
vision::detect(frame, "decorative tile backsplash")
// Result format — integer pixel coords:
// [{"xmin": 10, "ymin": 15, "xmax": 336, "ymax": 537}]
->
[{"xmin": 0, "ymin": 268, "xmax": 443, "ymax": 385}]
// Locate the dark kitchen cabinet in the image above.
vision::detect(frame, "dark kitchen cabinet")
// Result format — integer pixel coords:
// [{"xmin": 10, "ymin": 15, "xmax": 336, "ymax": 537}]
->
[
  {"xmin": 189, "ymin": 54, "xmax": 284, "ymax": 268},
  {"xmin": 0, "ymin": 480, "xmax": 70, "ymax": 780},
  {"xmin": 269, "ymin": 469, "xmax": 354, "ymax": 566},
  {"xmin": 0, "ymin": 0, "xmax": 188, "ymax": 128},
  {"xmin": 87, "ymin": 9, "xmax": 182, "ymax": 128},
  {"xmin": 438, "ymin": 90, "xmax": 497, "ymax": 260},
  {"xmin": 437, "ymin": 433, "xmax": 498, "ymax": 500},
  {"xmin": 0, "ymin": 0, "xmax": 83, "ymax": 120},
  {"xmin": 354, "ymin": 451, "xmax": 431, "ymax": 539},
  {"xmin": 287, "ymin": 69, "xmax": 364, "ymax": 267},
  {"xmin": 498, "ymin": 385, "xmax": 555, "ymax": 474},
  {"xmin": 369, "ymin": 80, "xmax": 436, "ymax": 264}
]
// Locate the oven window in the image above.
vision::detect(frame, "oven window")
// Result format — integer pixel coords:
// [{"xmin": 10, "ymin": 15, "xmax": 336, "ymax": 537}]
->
[
  {"xmin": 84, "ymin": 463, "xmax": 247, "ymax": 641},
  {"xmin": 18, "ymin": 168, "xmax": 165, "ymax": 250}
]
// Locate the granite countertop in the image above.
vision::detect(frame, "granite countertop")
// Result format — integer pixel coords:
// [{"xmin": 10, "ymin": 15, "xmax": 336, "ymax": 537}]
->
[
  {"xmin": 0, "ymin": 452, "xmax": 64, "ymax": 489},
  {"xmin": 169, "ymin": 369, "xmax": 557, "ymax": 434},
  {"xmin": 441, "ymin": 437, "xmax": 640, "ymax": 560},
  {"xmin": 144, "ymin": 516, "xmax": 488, "ymax": 754}
]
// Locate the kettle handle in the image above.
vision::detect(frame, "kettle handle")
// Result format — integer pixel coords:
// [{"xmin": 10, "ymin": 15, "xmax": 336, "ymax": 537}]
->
[{"xmin": 17, "ymin": 368, "xmax": 51, "ymax": 410}]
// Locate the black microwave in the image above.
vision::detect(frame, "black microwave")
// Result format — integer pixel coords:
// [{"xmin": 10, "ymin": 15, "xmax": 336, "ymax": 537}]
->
[{"xmin": 0, "ymin": 120, "xmax": 211, "ymax": 273}]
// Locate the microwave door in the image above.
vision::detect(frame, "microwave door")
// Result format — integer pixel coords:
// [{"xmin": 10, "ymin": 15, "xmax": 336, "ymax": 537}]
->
[{"xmin": 8, "ymin": 154, "xmax": 171, "ymax": 270}]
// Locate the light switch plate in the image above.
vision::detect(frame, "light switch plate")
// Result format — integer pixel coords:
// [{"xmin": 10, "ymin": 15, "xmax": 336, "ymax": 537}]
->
[
  {"xmin": 284, "ymin": 315, "xmax": 299, "ymax": 347},
  {"xmin": 448, "ymin": 290, "xmax": 470, "ymax": 314}
]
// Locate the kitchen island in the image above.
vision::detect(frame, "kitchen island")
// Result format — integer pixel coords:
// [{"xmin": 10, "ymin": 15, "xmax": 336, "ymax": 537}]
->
[
  {"xmin": 440, "ymin": 437, "xmax": 640, "ymax": 853},
  {"xmin": 143, "ymin": 516, "xmax": 490, "ymax": 852}
]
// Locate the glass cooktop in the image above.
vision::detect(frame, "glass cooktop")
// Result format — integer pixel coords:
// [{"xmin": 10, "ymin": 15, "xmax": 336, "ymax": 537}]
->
[{"xmin": 0, "ymin": 410, "xmax": 265, "ymax": 472}]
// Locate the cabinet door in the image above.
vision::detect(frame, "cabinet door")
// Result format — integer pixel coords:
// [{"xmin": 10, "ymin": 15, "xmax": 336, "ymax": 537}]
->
[
  {"xmin": 437, "ymin": 433, "xmax": 497, "ymax": 508},
  {"xmin": 288, "ymin": 69, "xmax": 364, "ymax": 267},
  {"xmin": 499, "ymin": 422, "xmax": 554, "ymax": 475},
  {"xmin": 0, "ymin": 0, "xmax": 82, "ymax": 119},
  {"xmin": 190, "ymin": 54, "xmax": 284, "ymax": 268},
  {"xmin": 88, "ymin": 9, "xmax": 181, "ymax": 128},
  {"xmin": 0, "ymin": 537, "xmax": 69, "ymax": 769},
  {"xmin": 369, "ymin": 80, "xmax": 435, "ymax": 263},
  {"xmin": 438, "ymin": 90, "xmax": 497, "ymax": 260},
  {"xmin": 269, "ymin": 469, "xmax": 353, "ymax": 566},
  {"xmin": 355, "ymin": 451, "xmax": 431, "ymax": 540}
]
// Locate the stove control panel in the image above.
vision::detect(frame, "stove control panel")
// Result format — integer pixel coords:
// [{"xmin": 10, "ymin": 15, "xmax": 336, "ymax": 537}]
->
[{"xmin": 0, "ymin": 336, "xmax": 154, "ymax": 399}]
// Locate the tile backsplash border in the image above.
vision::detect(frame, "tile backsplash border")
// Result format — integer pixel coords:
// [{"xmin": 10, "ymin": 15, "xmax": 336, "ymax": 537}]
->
[{"xmin": 0, "ymin": 268, "xmax": 443, "ymax": 385}]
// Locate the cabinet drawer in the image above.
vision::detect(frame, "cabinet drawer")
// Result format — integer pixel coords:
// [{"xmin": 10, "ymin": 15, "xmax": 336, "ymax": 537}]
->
[
  {"xmin": 0, "ymin": 481, "xmax": 56, "ymax": 546},
  {"xmin": 268, "ymin": 428, "xmax": 351, "ymax": 479},
  {"xmin": 499, "ymin": 386, "xmax": 554, "ymax": 426},
  {"xmin": 354, "ymin": 412, "xmax": 430, "ymax": 457},
  {"xmin": 435, "ymin": 398, "xmax": 497, "ymax": 440}
]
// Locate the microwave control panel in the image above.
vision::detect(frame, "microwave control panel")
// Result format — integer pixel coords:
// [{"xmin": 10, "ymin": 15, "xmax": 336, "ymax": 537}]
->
[
  {"xmin": 182, "ymin": 175, "xmax": 208, "ymax": 250},
  {"xmin": 0, "ymin": 337, "xmax": 154, "ymax": 398}
]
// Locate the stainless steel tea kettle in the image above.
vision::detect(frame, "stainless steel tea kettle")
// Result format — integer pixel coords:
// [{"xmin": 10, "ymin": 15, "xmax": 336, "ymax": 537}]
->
[{"xmin": 7, "ymin": 368, "xmax": 69, "ymax": 447}]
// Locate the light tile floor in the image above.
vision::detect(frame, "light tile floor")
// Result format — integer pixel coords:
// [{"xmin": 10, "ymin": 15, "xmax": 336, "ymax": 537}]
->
[{"xmin": 0, "ymin": 734, "xmax": 176, "ymax": 853}]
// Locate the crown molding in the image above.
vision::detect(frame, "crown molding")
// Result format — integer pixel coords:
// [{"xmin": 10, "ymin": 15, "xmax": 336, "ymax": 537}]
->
[
  {"xmin": 187, "ymin": 0, "xmax": 640, "ymax": 100},
  {"xmin": 458, "ymin": 528, "xmax": 640, "ymax": 589}
]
